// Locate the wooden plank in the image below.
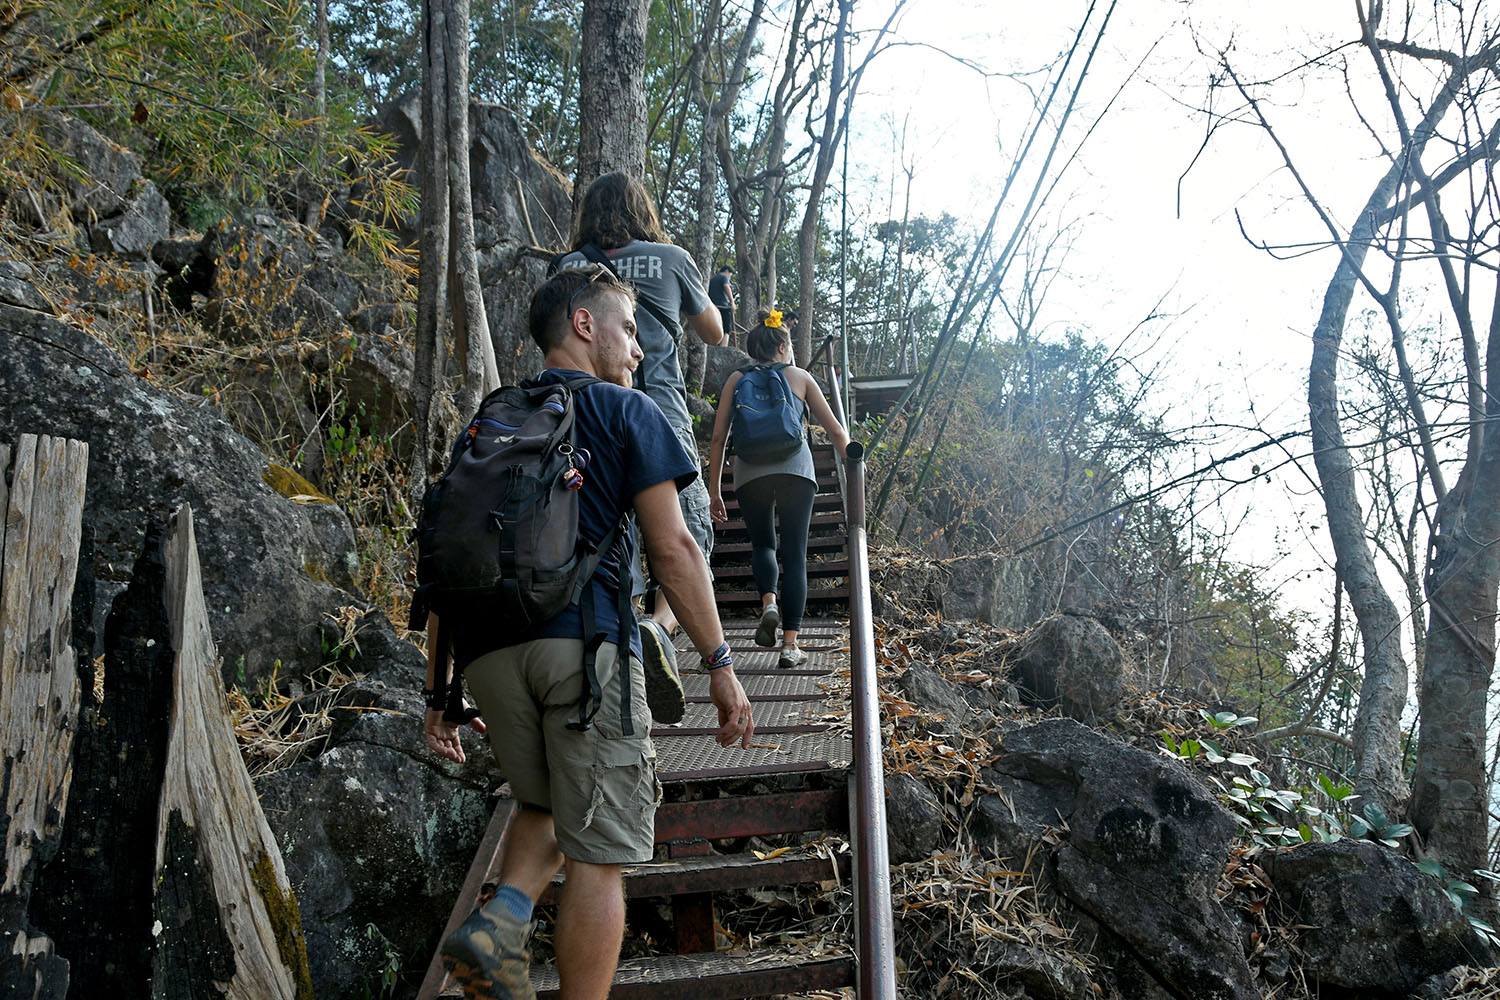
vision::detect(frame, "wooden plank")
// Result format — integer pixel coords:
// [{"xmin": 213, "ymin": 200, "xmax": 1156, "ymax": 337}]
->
[
  {"xmin": 152, "ymin": 505, "xmax": 312, "ymax": 1000},
  {"xmin": 0, "ymin": 435, "xmax": 87, "ymax": 997},
  {"xmin": 1, "ymin": 435, "xmax": 87, "ymax": 892},
  {"xmin": 654, "ymin": 788, "xmax": 848, "ymax": 842},
  {"xmin": 416, "ymin": 797, "xmax": 519, "ymax": 1000}
]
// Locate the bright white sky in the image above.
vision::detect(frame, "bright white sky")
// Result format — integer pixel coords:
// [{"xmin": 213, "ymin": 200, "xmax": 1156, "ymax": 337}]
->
[{"xmin": 826, "ymin": 0, "xmax": 1408, "ymax": 627}]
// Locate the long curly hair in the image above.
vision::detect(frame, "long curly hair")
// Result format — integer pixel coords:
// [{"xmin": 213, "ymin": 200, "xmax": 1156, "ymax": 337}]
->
[{"xmin": 572, "ymin": 172, "xmax": 669, "ymax": 249}]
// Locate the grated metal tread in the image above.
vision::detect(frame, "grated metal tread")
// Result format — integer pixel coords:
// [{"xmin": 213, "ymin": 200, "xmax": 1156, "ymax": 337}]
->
[
  {"xmin": 532, "ymin": 947, "xmax": 854, "ymax": 998},
  {"xmin": 682, "ymin": 670, "xmax": 834, "ymax": 700},
  {"xmin": 657, "ymin": 699, "xmax": 834, "ymax": 731},
  {"xmin": 655, "ymin": 729, "xmax": 851, "ymax": 780}
]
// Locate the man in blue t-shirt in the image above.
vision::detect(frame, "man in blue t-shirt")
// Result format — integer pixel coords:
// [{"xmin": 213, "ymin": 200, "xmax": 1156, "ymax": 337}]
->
[{"xmin": 422, "ymin": 265, "xmax": 753, "ymax": 1000}]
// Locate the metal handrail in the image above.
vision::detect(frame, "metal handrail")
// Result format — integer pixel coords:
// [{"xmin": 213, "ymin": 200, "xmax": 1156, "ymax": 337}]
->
[{"xmin": 812, "ymin": 355, "xmax": 897, "ymax": 1000}]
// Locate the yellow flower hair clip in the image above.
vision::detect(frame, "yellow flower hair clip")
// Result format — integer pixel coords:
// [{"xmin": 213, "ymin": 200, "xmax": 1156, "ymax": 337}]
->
[{"xmin": 764, "ymin": 309, "xmax": 783, "ymax": 329}]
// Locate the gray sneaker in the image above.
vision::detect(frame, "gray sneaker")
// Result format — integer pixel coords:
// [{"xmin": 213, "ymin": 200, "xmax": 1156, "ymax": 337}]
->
[
  {"xmin": 778, "ymin": 645, "xmax": 808, "ymax": 670},
  {"xmin": 440, "ymin": 899, "xmax": 537, "ymax": 1000},
  {"xmin": 639, "ymin": 617, "xmax": 685, "ymax": 725},
  {"xmin": 755, "ymin": 604, "xmax": 781, "ymax": 648}
]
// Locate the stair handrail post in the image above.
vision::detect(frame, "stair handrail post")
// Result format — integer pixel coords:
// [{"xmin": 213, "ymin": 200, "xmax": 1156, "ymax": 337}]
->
[{"xmin": 844, "ymin": 442, "xmax": 898, "ymax": 998}]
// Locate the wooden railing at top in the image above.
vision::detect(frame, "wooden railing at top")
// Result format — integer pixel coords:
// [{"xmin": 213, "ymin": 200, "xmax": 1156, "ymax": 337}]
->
[{"xmin": 809, "ymin": 345, "xmax": 898, "ymax": 1000}]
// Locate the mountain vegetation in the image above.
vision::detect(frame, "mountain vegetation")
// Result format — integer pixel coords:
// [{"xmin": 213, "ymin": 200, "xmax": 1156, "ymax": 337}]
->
[{"xmin": 4, "ymin": 0, "xmax": 1500, "ymax": 994}]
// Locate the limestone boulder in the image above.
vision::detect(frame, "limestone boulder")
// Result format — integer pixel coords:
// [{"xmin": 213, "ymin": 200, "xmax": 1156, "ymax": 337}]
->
[
  {"xmin": 0, "ymin": 306, "xmax": 362, "ymax": 690},
  {"xmin": 885, "ymin": 772, "xmax": 946, "ymax": 864},
  {"xmin": 940, "ymin": 552, "xmax": 1034, "ymax": 628},
  {"xmin": 256, "ymin": 644, "xmax": 494, "ymax": 1000},
  {"xmin": 1008, "ymin": 613, "xmax": 1123, "ymax": 723},
  {"xmin": 1263, "ymin": 840, "xmax": 1490, "ymax": 994},
  {"xmin": 986, "ymin": 718, "xmax": 1258, "ymax": 1000}
]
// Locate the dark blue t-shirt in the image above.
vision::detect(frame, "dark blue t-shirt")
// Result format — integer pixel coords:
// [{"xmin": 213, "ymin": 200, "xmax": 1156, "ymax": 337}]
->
[{"xmin": 452, "ymin": 369, "xmax": 696, "ymax": 667}]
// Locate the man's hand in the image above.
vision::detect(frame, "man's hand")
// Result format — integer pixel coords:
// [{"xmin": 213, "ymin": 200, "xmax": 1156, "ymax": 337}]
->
[
  {"xmin": 709, "ymin": 492, "xmax": 728, "ymax": 523},
  {"xmin": 708, "ymin": 667, "xmax": 753, "ymax": 748},
  {"xmin": 424, "ymin": 706, "xmax": 488, "ymax": 764}
]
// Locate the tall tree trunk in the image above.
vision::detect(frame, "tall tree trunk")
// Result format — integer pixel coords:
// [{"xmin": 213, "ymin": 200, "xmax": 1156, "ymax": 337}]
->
[
  {"xmin": 574, "ymin": 0, "xmax": 650, "ymax": 215},
  {"xmin": 794, "ymin": 0, "xmax": 851, "ymax": 366},
  {"xmin": 411, "ymin": 0, "xmax": 498, "ymax": 486},
  {"xmin": 1306, "ymin": 162, "xmax": 1412, "ymax": 813},
  {"xmin": 1408, "ymin": 257, "xmax": 1500, "ymax": 890},
  {"xmin": 685, "ymin": 0, "xmax": 766, "ymax": 393},
  {"xmin": 442, "ymin": 0, "xmax": 497, "ymax": 421}
]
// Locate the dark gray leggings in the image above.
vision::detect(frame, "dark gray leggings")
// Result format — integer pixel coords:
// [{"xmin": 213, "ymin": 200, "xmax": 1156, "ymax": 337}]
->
[{"xmin": 735, "ymin": 474, "xmax": 817, "ymax": 631}]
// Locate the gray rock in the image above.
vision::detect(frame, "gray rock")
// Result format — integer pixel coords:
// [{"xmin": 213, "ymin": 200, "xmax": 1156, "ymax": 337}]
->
[
  {"xmin": 39, "ymin": 111, "xmax": 139, "ymax": 220},
  {"xmin": 990, "ymin": 718, "xmax": 1258, "ymax": 1000},
  {"xmin": 257, "ymin": 664, "xmax": 494, "ymax": 1000},
  {"xmin": 978, "ymin": 939, "xmax": 1094, "ymax": 1000},
  {"xmin": 704, "ymin": 342, "xmax": 752, "ymax": 397},
  {"xmin": 885, "ymin": 772, "xmax": 946, "ymax": 863},
  {"xmin": 89, "ymin": 180, "xmax": 169, "ymax": 259},
  {"xmin": 1009, "ymin": 613, "xmax": 1123, "ymax": 723},
  {"xmin": 1264, "ymin": 840, "xmax": 1490, "ymax": 993},
  {"xmin": 941, "ymin": 552, "xmax": 1034, "ymax": 628},
  {"xmin": 199, "ymin": 217, "xmax": 370, "ymax": 345},
  {"xmin": 0, "ymin": 307, "xmax": 362, "ymax": 690},
  {"xmin": 0, "ymin": 260, "xmax": 48, "ymax": 311},
  {"xmin": 898, "ymin": 661, "xmax": 971, "ymax": 724}
]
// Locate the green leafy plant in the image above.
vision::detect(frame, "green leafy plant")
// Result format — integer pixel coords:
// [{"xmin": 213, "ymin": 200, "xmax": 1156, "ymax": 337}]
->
[
  {"xmin": 361, "ymin": 922, "xmax": 401, "ymax": 1000},
  {"xmin": 1347, "ymin": 803, "xmax": 1413, "ymax": 848}
]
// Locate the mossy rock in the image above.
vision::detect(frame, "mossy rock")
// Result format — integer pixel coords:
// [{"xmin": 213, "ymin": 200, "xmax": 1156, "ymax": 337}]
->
[{"xmin": 263, "ymin": 463, "xmax": 334, "ymax": 504}]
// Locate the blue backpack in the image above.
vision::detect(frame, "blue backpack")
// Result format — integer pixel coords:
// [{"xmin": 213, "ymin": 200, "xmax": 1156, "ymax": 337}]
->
[{"xmin": 730, "ymin": 363, "xmax": 804, "ymax": 460}]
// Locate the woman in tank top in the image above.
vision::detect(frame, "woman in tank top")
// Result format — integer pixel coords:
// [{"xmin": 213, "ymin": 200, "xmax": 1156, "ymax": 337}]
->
[{"xmin": 707, "ymin": 310, "xmax": 851, "ymax": 668}]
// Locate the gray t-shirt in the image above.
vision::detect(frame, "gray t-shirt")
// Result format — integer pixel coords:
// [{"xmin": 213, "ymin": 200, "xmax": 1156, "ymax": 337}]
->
[{"xmin": 555, "ymin": 240, "xmax": 712, "ymax": 447}]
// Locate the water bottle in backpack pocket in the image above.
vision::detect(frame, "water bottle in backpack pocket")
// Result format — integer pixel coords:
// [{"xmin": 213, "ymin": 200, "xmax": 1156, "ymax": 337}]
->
[{"xmin": 729, "ymin": 363, "xmax": 804, "ymax": 461}]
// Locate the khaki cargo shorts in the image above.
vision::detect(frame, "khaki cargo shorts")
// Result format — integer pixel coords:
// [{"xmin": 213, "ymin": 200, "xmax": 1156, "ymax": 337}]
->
[{"xmin": 463, "ymin": 638, "xmax": 661, "ymax": 864}]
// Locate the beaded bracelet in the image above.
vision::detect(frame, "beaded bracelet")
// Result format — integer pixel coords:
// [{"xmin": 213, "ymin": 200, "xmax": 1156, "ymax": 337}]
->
[{"xmin": 702, "ymin": 641, "xmax": 733, "ymax": 671}]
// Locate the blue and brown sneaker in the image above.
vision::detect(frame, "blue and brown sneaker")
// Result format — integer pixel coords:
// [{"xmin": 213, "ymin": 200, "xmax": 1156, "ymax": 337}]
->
[
  {"xmin": 440, "ymin": 899, "xmax": 537, "ymax": 1000},
  {"xmin": 639, "ymin": 617, "xmax": 685, "ymax": 725}
]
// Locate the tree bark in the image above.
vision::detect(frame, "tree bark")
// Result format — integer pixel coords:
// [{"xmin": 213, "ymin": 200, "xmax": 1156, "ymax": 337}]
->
[
  {"xmin": 1409, "ymin": 279, "xmax": 1500, "ymax": 884},
  {"xmin": 0, "ymin": 435, "xmax": 87, "ymax": 999},
  {"xmin": 794, "ymin": 0, "xmax": 851, "ymax": 366},
  {"xmin": 574, "ymin": 0, "xmax": 650, "ymax": 216},
  {"xmin": 1306, "ymin": 162, "xmax": 1412, "ymax": 812}
]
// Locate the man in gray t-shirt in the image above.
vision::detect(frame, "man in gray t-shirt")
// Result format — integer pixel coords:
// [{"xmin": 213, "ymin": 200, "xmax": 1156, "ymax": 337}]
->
[{"xmin": 555, "ymin": 238, "xmax": 724, "ymax": 624}]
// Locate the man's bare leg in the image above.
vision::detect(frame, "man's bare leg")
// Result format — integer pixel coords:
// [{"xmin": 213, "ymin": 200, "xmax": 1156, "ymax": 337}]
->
[
  {"xmin": 497, "ymin": 805, "xmax": 564, "ymax": 901},
  {"xmin": 555, "ymin": 858, "xmax": 625, "ymax": 1000}
]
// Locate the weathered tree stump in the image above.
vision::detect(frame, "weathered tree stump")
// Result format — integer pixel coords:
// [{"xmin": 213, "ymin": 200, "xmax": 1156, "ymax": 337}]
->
[
  {"xmin": 2, "ymin": 435, "xmax": 311, "ymax": 999},
  {"xmin": 0, "ymin": 434, "xmax": 89, "ymax": 1000}
]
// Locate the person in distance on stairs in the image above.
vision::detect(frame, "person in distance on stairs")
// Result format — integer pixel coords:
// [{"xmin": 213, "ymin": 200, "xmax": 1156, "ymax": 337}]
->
[
  {"xmin": 707, "ymin": 308, "xmax": 851, "ymax": 670},
  {"xmin": 423, "ymin": 266, "xmax": 754, "ymax": 1000}
]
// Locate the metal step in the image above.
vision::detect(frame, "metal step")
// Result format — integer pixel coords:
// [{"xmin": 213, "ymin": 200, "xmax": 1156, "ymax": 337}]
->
[
  {"xmin": 716, "ymin": 587, "xmax": 851, "ymax": 608},
  {"xmin": 533, "ymin": 948, "xmax": 855, "ymax": 999},
  {"xmin": 720, "ymin": 492, "xmax": 844, "ymax": 516},
  {"xmin": 715, "ymin": 511, "xmax": 846, "ymax": 535},
  {"xmin": 537, "ymin": 843, "xmax": 848, "ymax": 903},
  {"xmin": 712, "ymin": 536, "xmax": 846, "ymax": 560},
  {"xmin": 713, "ymin": 558, "xmax": 848, "ymax": 582}
]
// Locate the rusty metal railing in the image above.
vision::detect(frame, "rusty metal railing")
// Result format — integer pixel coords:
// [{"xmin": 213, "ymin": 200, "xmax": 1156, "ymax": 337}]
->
[{"xmin": 818, "ymin": 359, "xmax": 897, "ymax": 1000}]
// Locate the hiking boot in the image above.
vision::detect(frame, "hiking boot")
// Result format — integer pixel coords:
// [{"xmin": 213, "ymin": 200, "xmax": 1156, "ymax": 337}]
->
[
  {"xmin": 639, "ymin": 618, "xmax": 685, "ymax": 725},
  {"xmin": 755, "ymin": 604, "xmax": 781, "ymax": 648},
  {"xmin": 778, "ymin": 645, "xmax": 808, "ymax": 670},
  {"xmin": 440, "ymin": 900, "xmax": 537, "ymax": 1000}
]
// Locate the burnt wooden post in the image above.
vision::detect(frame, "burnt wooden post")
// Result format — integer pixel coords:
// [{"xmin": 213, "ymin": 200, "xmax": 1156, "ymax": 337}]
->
[
  {"xmin": 1, "ymin": 436, "xmax": 312, "ymax": 998},
  {"xmin": 0, "ymin": 435, "xmax": 89, "ymax": 1000}
]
